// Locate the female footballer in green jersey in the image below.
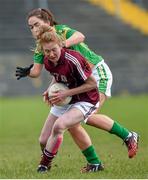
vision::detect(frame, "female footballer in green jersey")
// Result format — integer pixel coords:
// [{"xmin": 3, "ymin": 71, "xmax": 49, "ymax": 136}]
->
[{"xmin": 16, "ymin": 8, "xmax": 139, "ymax": 171}]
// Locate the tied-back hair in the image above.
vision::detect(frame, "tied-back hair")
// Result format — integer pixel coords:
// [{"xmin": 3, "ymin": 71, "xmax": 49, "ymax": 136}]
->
[
  {"xmin": 27, "ymin": 8, "xmax": 58, "ymax": 26},
  {"xmin": 36, "ymin": 25, "xmax": 64, "ymax": 53}
]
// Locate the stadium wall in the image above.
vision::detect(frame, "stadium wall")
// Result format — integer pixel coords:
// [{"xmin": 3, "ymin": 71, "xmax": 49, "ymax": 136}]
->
[{"xmin": 0, "ymin": 0, "xmax": 148, "ymax": 97}]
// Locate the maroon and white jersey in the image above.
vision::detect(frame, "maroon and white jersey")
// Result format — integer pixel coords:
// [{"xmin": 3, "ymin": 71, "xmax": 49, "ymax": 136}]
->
[{"xmin": 44, "ymin": 48, "xmax": 99, "ymax": 105}]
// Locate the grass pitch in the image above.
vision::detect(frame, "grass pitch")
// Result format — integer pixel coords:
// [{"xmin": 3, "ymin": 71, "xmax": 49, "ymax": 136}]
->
[{"xmin": 0, "ymin": 95, "xmax": 148, "ymax": 179}]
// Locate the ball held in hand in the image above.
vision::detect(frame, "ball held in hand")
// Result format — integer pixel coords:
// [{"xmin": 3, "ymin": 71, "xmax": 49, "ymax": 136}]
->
[{"xmin": 48, "ymin": 83, "xmax": 72, "ymax": 106}]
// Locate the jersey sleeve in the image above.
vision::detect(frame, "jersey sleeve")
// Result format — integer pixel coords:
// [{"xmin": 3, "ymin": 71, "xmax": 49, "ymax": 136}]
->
[
  {"xmin": 55, "ymin": 24, "xmax": 77, "ymax": 39},
  {"xmin": 33, "ymin": 52, "xmax": 44, "ymax": 64},
  {"xmin": 65, "ymin": 26, "xmax": 77, "ymax": 39},
  {"xmin": 71, "ymin": 53, "xmax": 92, "ymax": 81}
]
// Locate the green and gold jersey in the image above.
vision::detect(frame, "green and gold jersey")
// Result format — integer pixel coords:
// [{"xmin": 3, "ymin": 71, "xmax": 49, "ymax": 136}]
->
[{"xmin": 33, "ymin": 24, "xmax": 103, "ymax": 65}]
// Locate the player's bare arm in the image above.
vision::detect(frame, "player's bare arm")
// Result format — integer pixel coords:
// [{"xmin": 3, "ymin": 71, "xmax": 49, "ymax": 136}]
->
[
  {"xmin": 49, "ymin": 75, "xmax": 97, "ymax": 105},
  {"xmin": 66, "ymin": 75, "xmax": 97, "ymax": 97},
  {"xmin": 64, "ymin": 31, "xmax": 85, "ymax": 48},
  {"xmin": 28, "ymin": 63, "xmax": 43, "ymax": 78},
  {"xmin": 15, "ymin": 63, "xmax": 43, "ymax": 80}
]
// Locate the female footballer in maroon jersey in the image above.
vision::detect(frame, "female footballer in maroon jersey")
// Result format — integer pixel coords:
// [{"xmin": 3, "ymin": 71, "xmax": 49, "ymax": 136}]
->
[
  {"xmin": 15, "ymin": 10, "xmax": 139, "ymax": 168},
  {"xmin": 35, "ymin": 26, "xmax": 104, "ymax": 172}
]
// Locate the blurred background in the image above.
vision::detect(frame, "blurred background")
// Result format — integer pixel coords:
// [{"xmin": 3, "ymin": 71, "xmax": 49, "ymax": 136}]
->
[{"xmin": 0, "ymin": 0, "xmax": 148, "ymax": 97}]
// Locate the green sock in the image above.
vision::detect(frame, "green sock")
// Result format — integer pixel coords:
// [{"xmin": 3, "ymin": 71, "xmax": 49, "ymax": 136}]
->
[
  {"xmin": 109, "ymin": 121, "xmax": 129, "ymax": 140},
  {"xmin": 82, "ymin": 145, "xmax": 101, "ymax": 164}
]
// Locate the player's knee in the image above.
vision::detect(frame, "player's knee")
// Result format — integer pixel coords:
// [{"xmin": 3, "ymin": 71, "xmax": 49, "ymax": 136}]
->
[{"xmin": 53, "ymin": 122, "xmax": 65, "ymax": 135}]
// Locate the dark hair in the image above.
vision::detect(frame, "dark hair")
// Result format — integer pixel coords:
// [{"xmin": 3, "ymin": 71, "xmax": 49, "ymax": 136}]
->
[{"xmin": 27, "ymin": 8, "xmax": 58, "ymax": 26}]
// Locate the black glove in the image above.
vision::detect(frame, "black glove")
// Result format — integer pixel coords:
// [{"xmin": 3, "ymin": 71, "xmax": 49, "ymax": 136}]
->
[{"xmin": 15, "ymin": 64, "xmax": 33, "ymax": 80}]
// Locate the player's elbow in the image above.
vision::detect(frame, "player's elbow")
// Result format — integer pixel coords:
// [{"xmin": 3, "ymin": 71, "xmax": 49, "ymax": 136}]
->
[
  {"xmin": 90, "ymin": 76, "xmax": 98, "ymax": 89},
  {"xmin": 76, "ymin": 31, "xmax": 85, "ymax": 42},
  {"xmin": 81, "ymin": 33, "xmax": 85, "ymax": 41},
  {"xmin": 86, "ymin": 78, "xmax": 97, "ymax": 90},
  {"xmin": 91, "ymin": 79, "xmax": 97, "ymax": 89},
  {"xmin": 79, "ymin": 32, "xmax": 85, "ymax": 42}
]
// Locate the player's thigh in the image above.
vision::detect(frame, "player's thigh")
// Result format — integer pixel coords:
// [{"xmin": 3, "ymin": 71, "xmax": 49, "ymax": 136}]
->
[{"xmin": 55, "ymin": 108, "xmax": 84, "ymax": 130}]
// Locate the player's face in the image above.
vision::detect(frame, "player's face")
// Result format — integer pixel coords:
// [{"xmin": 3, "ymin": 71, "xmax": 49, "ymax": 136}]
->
[
  {"xmin": 28, "ymin": 16, "xmax": 50, "ymax": 39},
  {"xmin": 43, "ymin": 42, "xmax": 62, "ymax": 64}
]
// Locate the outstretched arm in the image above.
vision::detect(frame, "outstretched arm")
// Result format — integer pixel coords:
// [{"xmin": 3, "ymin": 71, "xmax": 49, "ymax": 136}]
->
[
  {"xmin": 29, "ymin": 63, "xmax": 43, "ymax": 78},
  {"xmin": 15, "ymin": 63, "xmax": 43, "ymax": 80}
]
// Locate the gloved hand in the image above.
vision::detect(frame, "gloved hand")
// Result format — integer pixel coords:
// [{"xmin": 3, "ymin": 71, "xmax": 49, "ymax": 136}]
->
[{"xmin": 15, "ymin": 64, "xmax": 33, "ymax": 80}]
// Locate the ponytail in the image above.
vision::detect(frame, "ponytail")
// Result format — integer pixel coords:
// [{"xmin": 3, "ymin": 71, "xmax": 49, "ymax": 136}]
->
[{"xmin": 27, "ymin": 8, "xmax": 58, "ymax": 26}]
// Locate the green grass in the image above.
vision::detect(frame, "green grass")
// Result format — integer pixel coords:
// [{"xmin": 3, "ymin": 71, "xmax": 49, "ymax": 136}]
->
[{"xmin": 0, "ymin": 95, "xmax": 148, "ymax": 179}]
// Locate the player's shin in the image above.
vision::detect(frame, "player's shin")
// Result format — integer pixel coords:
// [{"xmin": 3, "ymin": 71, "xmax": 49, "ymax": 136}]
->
[{"xmin": 37, "ymin": 134, "xmax": 63, "ymax": 172}]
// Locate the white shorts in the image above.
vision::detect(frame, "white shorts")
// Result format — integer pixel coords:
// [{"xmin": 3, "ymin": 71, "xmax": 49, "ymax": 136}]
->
[
  {"xmin": 92, "ymin": 60, "xmax": 113, "ymax": 97},
  {"xmin": 50, "ymin": 101, "xmax": 99, "ymax": 123}
]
